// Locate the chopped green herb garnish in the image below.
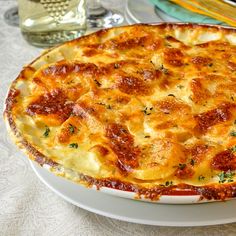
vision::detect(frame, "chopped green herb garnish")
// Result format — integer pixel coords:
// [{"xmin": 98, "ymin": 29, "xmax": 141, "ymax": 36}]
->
[
  {"xmin": 69, "ymin": 124, "xmax": 75, "ymax": 134},
  {"xmin": 168, "ymin": 94, "xmax": 175, "ymax": 97},
  {"xmin": 190, "ymin": 159, "xmax": 195, "ymax": 166},
  {"xmin": 178, "ymin": 163, "xmax": 186, "ymax": 170},
  {"xmin": 165, "ymin": 181, "xmax": 173, "ymax": 186},
  {"xmin": 165, "ymin": 43, "xmax": 172, "ymax": 47},
  {"xmin": 142, "ymin": 107, "xmax": 153, "ymax": 115},
  {"xmin": 230, "ymin": 146, "xmax": 236, "ymax": 153},
  {"xmin": 218, "ymin": 172, "xmax": 225, "ymax": 183},
  {"xmin": 177, "ymin": 85, "xmax": 184, "ymax": 89},
  {"xmin": 96, "ymin": 102, "xmax": 112, "ymax": 110},
  {"xmin": 160, "ymin": 181, "xmax": 173, "ymax": 187},
  {"xmin": 198, "ymin": 175, "xmax": 205, "ymax": 181},
  {"xmin": 69, "ymin": 143, "xmax": 78, "ymax": 149},
  {"xmin": 230, "ymin": 131, "xmax": 236, "ymax": 137},
  {"xmin": 106, "ymin": 104, "xmax": 112, "ymax": 109},
  {"xmin": 159, "ymin": 64, "xmax": 168, "ymax": 74},
  {"xmin": 114, "ymin": 63, "xmax": 119, "ymax": 69},
  {"xmin": 218, "ymin": 171, "xmax": 235, "ymax": 183},
  {"xmin": 144, "ymin": 135, "xmax": 150, "ymax": 138},
  {"xmin": 94, "ymin": 79, "xmax": 101, "ymax": 87},
  {"xmin": 96, "ymin": 102, "xmax": 105, "ymax": 106},
  {"xmin": 43, "ymin": 126, "xmax": 50, "ymax": 137}
]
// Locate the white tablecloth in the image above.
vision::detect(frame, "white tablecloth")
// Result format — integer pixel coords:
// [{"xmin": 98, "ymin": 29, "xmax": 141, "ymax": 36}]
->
[{"xmin": 1, "ymin": 1, "xmax": 236, "ymax": 235}]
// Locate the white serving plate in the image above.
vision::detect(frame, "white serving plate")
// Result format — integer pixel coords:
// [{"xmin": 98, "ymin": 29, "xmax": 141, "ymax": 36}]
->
[
  {"xmin": 30, "ymin": 161, "xmax": 236, "ymax": 226},
  {"xmin": 125, "ymin": 0, "xmax": 179, "ymax": 24}
]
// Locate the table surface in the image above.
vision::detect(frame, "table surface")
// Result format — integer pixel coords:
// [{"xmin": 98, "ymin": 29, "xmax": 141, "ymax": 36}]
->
[{"xmin": 1, "ymin": 1, "xmax": 236, "ymax": 235}]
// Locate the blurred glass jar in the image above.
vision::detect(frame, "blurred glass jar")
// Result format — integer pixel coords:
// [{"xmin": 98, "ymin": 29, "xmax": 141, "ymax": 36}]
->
[{"xmin": 18, "ymin": 0, "xmax": 87, "ymax": 47}]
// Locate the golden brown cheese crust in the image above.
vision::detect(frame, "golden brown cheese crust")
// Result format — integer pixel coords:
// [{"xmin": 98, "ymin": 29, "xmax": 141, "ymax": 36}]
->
[{"xmin": 4, "ymin": 23, "xmax": 236, "ymax": 201}]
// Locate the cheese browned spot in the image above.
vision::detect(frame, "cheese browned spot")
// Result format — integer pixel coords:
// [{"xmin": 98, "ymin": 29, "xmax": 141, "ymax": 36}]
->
[
  {"xmin": 194, "ymin": 104, "xmax": 233, "ymax": 133},
  {"xmin": 139, "ymin": 69, "xmax": 162, "ymax": 81},
  {"xmin": 42, "ymin": 63, "xmax": 76, "ymax": 77},
  {"xmin": 188, "ymin": 144, "xmax": 209, "ymax": 164},
  {"xmin": 191, "ymin": 56, "xmax": 212, "ymax": 66},
  {"xmin": 116, "ymin": 75, "xmax": 151, "ymax": 95},
  {"xmin": 27, "ymin": 89, "xmax": 74, "ymax": 122},
  {"xmin": 164, "ymin": 48, "xmax": 184, "ymax": 67},
  {"xmin": 212, "ymin": 150, "xmax": 236, "ymax": 171},
  {"xmin": 19, "ymin": 66, "xmax": 36, "ymax": 80},
  {"xmin": 111, "ymin": 36, "xmax": 148, "ymax": 50},
  {"xmin": 228, "ymin": 61, "xmax": 236, "ymax": 71},
  {"xmin": 105, "ymin": 123, "xmax": 140, "ymax": 173},
  {"xmin": 190, "ymin": 78, "xmax": 211, "ymax": 104}
]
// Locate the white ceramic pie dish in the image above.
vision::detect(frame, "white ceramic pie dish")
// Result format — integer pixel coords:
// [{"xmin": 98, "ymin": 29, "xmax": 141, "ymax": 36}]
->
[{"xmin": 4, "ymin": 22, "xmax": 236, "ymax": 204}]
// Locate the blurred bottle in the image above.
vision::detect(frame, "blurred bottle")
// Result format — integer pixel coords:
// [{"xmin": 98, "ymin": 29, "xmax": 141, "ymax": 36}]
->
[{"xmin": 18, "ymin": 0, "xmax": 87, "ymax": 47}]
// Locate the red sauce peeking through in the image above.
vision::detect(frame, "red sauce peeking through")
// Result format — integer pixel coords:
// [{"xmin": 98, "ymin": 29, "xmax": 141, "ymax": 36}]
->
[
  {"xmin": 105, "ymin": 123, "xmax": 140, "ymax": 173},
  {"xmin": 27, "ymin": 89, "xmax": 74, "ymax": 122}
]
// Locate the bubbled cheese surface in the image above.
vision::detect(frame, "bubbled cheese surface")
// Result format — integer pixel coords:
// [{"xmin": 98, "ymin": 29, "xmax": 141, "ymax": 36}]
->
[{"xmin": 5, "ymin": 24, "xmax": 236, "ymax": 188}]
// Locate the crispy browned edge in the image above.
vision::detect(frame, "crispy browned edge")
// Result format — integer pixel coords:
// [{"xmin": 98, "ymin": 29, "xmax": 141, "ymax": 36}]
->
[{"xmin": 3, "ymin": 23, "xmax": 236, "ymax": 201}]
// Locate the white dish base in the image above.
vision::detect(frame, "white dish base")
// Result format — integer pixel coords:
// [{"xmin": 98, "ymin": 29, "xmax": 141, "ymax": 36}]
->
[{"xmin": 30, "ymin": 161, "xmax": 236, "ymax": 226}]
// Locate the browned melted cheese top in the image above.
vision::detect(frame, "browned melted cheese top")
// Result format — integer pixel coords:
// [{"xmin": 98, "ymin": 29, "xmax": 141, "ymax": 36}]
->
[
  {"xmin": 27, "ymin": 89, "xmax": 74, "ymax": 122},
  {"xmin": 105, "ymin": 123, "xmax": 140, "ymax": 173},
  {"xmin": 7, "ymin": 24, "xmax": 236, "ymax": 190}
]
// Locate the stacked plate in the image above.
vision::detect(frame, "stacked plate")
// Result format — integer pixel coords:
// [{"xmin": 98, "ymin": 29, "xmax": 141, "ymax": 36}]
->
[{"xmin": 31, "ymin": 161, "xmax": 236, "ymax": 227}]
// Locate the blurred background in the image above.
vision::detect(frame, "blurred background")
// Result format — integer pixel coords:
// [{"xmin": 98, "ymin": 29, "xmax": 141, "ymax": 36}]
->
[{"xmin": 3, "ymin": 0, "xmax": 236, "ymax": 47}]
